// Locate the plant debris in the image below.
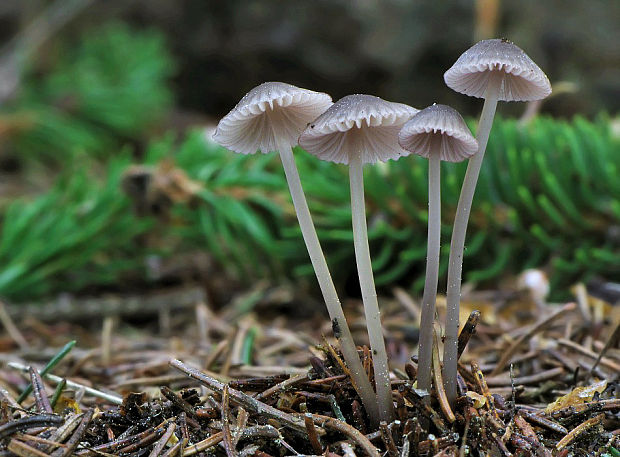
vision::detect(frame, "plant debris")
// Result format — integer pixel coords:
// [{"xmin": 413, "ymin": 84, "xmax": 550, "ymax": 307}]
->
[{"xmin": 0, "ymin": 280, "xmax": 618, "ymax": 456}]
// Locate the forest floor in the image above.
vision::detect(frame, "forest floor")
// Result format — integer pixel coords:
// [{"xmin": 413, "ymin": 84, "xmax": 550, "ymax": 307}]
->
[{"xmin": 0, "ymin": 279, "xmax": 618, "ymax": 456}]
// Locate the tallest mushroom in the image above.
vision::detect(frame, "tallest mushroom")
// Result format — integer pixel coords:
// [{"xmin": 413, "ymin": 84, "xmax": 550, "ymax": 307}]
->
[
  {"xmin": 442, "ymin": 39, "xmax": 551, "ymax": 405},
  {"xmin": 213, "ymin": 83, "xmax": 379, "ymax": 420}
]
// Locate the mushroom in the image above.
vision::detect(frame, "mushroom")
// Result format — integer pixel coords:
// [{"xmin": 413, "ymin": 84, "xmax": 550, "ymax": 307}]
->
[
  {"xmin": 517, "ymin": 268, "xmax": 550, "ymax": 309},
  {"xmin": 442, "ymin": 39, "xmax": 552, "ymax": 404},
  {"xmin": 213, "ymin": 82, "xmax": 379, "ymax": 420},
  {"xmin": 398, "ymin": 104, "xmax": 478, "ymax": 395},
  {"xmin": 300, "ymin": 94, "xmax": 418, "ymax": 422}
]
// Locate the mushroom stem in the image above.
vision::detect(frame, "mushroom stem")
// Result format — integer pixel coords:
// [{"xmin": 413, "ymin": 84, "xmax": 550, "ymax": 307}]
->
[
  {"xmin": 417, "ymin": 147, "xmax": 441, "ymax": 395},
  {"xmin": 348, "ymin": 152, "xmax": 394, "ymax": 423},
  {"xmin": 277, "ymin": 141, "xmax": 379, "ymax": 421},
  {"xmin": 443, "ymin": 71, "xmax": 502, "ymax": 406}
]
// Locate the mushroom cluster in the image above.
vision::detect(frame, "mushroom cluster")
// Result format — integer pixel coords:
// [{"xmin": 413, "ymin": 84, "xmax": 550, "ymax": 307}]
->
[{"xmin": 213, "ymin": 38, "xmax": 551, "ymax": 425}]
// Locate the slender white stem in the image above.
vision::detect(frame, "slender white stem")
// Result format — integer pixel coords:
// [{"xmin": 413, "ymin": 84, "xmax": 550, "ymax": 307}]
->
[
  {"xmin": 349, "ymin": 153, "xmax": 394, "ymax": 423},
  {"xmin": 277, "ymin": 142, "xmax": 379, "ymax": 421},
  {"xmin": 417, "ymin": 149, "xmax": 441, "ymax": 394},
  {"xmin": 443, "ymin": 72, "xmax": 502, "ymax": 405}
]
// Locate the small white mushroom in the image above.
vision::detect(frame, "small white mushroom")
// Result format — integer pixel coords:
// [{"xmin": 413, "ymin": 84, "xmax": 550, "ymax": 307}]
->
[
  {"xmin": 442, "ymin": 39, "xmax": 552, "ymax": 405},
  {"xmin": 214, "ymin": 83, "xmax": 379, "ymax": 420},
  {"xmin": 517, "ymin": 268, "xmax": 550, "ymax": 308},
  {"xmin": 300, "ymin": 94, "xmax": 418, "ymax": 423},
  {"xmin": 398, "ymin": 104, "xmax": 478, "ymax": 395}
]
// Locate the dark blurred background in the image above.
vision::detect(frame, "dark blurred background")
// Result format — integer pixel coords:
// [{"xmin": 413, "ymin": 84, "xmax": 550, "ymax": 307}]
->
[{"xmin": 1, "ymin": 0, "xmax": 618, "ymax": 120}]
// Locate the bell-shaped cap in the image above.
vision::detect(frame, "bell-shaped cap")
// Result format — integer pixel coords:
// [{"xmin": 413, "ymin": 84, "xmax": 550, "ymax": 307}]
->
[
  {"xmin": 444, "ymin": 39, "xmax": 551, "ymax": 102},
  {"xmin": 213, "ymin": 82, "xmax": 333, "ymax": 155},
  {"xmin": 398, "ymin": 104, "xmax": 478, "ymax": 163},
  {"xmin": 299, "ymin": 94, "xmax": 418, "ymax": 165}
]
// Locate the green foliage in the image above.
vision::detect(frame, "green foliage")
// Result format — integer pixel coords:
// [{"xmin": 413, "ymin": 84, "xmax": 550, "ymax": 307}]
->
[
  {"xmin": 0, "ymin": 116, "xmax": 616, "ymax": 302},
  {"xmin": 287, "ymin": 115, "xmax": 619, "ymax": 293},
  {"xmin": 145, "ymin": 116, "xmax": 617, "ymax": 296},
  {"xmin": 144, "ymin": 132, "xmax": 286, "ymax": 279},
  {"xmin": 5, "ymin": 22, "xmax": 175, "ymax": 163},
  {"xmin": 0, "ymin": 155, "xmax": 151, "ymax": 300},
  {"xmin": 0, "ymin": 20, "xmax": 175, "ymax": 301}
]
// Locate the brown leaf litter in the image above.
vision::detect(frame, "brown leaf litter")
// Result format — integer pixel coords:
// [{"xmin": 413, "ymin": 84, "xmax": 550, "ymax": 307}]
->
[{"xmin": 0, "ymin": 280, "xmax": 618, "ymax": 456}]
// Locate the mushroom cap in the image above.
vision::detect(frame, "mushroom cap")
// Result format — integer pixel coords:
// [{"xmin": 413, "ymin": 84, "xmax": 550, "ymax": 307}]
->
[
  {"xmin": 213, "ymin": 82, "xmax": 333, "ymax": 155},
  {"xmin": 298, "ymin": 94, "xmax": 418, "ymax": 165},
  {"xmin": 517, "ymin": 269, "xmax": 550, "ymax": 302},
  {"xmin": 444, "ymin": 39, "xmax": 552, "ymax": 101},
  {"xmin": 398, "ymin": 104, "xmax": 478, "ymax": 163}
]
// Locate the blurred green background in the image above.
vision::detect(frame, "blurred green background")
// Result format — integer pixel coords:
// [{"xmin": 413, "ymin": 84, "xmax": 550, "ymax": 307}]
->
[{"xmin": 0, "ymin": 0, "xmax": 618, "ymax": 303}]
